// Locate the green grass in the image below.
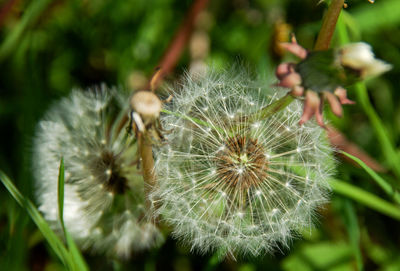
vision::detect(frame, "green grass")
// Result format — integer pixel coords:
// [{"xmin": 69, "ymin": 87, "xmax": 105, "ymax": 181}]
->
[{"xmin": 0, "ymin": 170, "xmax": 75, "ymax": 269}]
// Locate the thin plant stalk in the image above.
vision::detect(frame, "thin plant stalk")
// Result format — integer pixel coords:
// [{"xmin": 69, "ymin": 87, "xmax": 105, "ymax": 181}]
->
[
  {"xmin": 330, "ymin": 179, "xmax": 400, "ymax": 221},
  {"xmin": 314, "ymin": 0, "xmax": 345, "ymax": 50},
  {"xmin": 138, "ymin": 0, "xmax": 209, "ymax": 191},
  {"xmin": 354, "ymin": 83, "xmax": 400, "ymax": 179},
  {"xmin": 57, "ymin": 158, "xmax": 89, "ymax": 271},
  {"xmin": 341, "ymin": 151, "xmax": 400, "ymax": 205},
  {"xmin": 139, "ymin": 135, "xmax": 156, "ymax": 207},
  {"xmin": 245, "ymin": 94, "xmax": 295, "ymax": 123}
]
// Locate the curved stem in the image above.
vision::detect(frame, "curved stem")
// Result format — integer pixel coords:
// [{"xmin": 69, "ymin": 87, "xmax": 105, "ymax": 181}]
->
[
  {"xmin": 149, "ymin": 0, "xmax": 210, "ymax": 89},
  {"xmin": 341, "ymin": 151, "xmax": 400, "ymax": 204}
]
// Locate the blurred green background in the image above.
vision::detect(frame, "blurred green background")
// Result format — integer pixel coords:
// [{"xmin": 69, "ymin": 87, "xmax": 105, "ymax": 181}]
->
[{"xmin": 1, "ymin": 0, "xmax": 400, "ymax": 270}]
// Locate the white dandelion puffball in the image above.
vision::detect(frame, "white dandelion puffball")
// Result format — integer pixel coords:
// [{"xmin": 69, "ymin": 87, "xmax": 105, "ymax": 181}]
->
[
  {"xmin": 33, "ymin": 86, "xmax": 163, "ymax": 258},
  {"xmin": 151, "ymin": 70, "xmax": 335, "ymax": 258}
]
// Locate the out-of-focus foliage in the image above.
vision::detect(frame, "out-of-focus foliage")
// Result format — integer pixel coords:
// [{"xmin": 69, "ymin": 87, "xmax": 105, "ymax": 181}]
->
[{"xmin": 1, "ymin": 0, "xmax": 400, "ymax": 270}]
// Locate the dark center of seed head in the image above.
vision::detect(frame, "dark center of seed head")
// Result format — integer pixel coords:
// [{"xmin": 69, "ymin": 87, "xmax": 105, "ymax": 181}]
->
[
  {"xmin": 215, "ymin": 135, "xmax": 268, "ymax": 190},
  {"xmin": 96, "ymin": 151, "xmax": 128, "ymax": 194}
]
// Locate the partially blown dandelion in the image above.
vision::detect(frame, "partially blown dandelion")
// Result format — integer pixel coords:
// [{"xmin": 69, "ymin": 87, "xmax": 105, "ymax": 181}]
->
[
  {"xmin": 151, "ymin": 70, "xmax": 335, "ymax": 258},
  {"xmin": 33, "ymin": 87, "xmax": 163, "ymax": 258}
]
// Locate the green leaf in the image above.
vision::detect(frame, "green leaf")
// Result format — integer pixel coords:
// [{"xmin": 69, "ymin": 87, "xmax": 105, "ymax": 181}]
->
[
  {"xmin": 282, "ymin": 241, "xmax": 353, "ymax": 271},
  {"xmin": 330, "ymin": 179, "xmax": 400, "ymax": 221},
  {"xmin": 352, "ymin": 0, "xmax": 400, "ymax": 34},
  {"xmin": 0, "ymin": 170, "xmax": 73, "ymax": 269},
  {"xmin": 341, "ymin": 200, "xmax": 363, "ymax": 271},
  {"xmin": 340, "ymin": 151, "xmax": 400, "ymax": 204}
]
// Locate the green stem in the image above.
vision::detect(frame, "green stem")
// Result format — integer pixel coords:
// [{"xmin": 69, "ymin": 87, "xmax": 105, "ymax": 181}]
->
[
  {"xmin": 354, "ymin": 83, "xmax": 400, "ymax": 179},
  {"xmin": 336, "ymin": 12, "xmax": 350, "ymax": 45},
  {"xmin": 341, "ymin": 200, "xmax": 363, "ymax": 271},
  {"xmin": 245, "ymin": 94, "xmax": 295, "ymax": 123},
  {"xmin": 314, "ymin": 0, "xmax": 344, "ymax": 50},
  {"xmin": 330, "ymin": 179, "xmax": 400, "ymax": 221}
]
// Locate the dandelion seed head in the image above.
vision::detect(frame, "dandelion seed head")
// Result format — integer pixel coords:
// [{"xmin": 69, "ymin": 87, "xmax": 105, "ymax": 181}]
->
[
  {"xmin": 152, "ymin": 69, "xmax": 334, "ymax": 257},
  {"xmin": 33, "ymin": 86, "xmax": 163, "ymax": 258}
]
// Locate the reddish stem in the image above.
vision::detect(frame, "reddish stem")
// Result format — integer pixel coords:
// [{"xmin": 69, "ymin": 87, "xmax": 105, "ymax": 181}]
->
[
  {"xmin": 149, "ymin": 0, "xmax": 209, "ymax": 89},
  {"xmin": 141, "ymin": 0, "xmax": 209, "ymax": 192},
  {"xmin": 327, "ymin": 125, "xmax": 386, "ymax": 172},
  {"xmin": 314, "ymin": 0, "xmax": 344, "ymax": 50},
  {"xmin": 0, "ymin": 0, "xmax": 18, "ymax": 27}
]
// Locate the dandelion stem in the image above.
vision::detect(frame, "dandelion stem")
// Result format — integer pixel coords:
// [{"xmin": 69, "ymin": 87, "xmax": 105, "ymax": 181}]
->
[
  {"xmin": 354, "ymin": 83, "xmax": 400, "ymax": 180},
  {"xmin": 139, "ymin": 135, "xmax": 156, "ymax": 203},
  {"xmin": 246, "ymin": 94, "xmax": 295, "ymax": 123},
  {"xmin": 150, "ymin": 0, "xmax": 210, "ymax": 89},
  {"xmin": 314, "ymin": 0, "xmax": 344, "ymax": 50}
]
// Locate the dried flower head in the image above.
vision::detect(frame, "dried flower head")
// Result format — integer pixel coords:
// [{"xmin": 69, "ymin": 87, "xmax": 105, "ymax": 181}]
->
[
  {"xmin": 33, "ymin": 87, "xmax": 163, "ymax": 258},
  {"xmin": 276, "ymin": 38, "xmax": 391, "ymax": 126},
  {"xmin": 130, "ymin": 90, "xmax": 162, "ymax": 125},
  {"xmin": 150, "ymin": 70, "xmax": 335, "ymax": 258}
]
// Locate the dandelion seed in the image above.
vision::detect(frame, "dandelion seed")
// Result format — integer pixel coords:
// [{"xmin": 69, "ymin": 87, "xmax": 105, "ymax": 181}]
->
[
  {"xmin": 33, "ymin": 86, "xmax": 163, "ymax": 258},
  {"xmin": 152, "ymin": 69, "xmax": 334, "ymax": 258}
]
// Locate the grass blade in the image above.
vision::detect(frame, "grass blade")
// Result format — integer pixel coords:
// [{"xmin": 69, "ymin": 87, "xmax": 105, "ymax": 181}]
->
[
  {"xmin": 0, "ymin": 170, "xmax": 73, "ymax": 268},
  {"xmin": 353, "ymin": 83, "xmax": 400, "ymax": 179},
  {"xmin": 58, "ymin": 158, "xmax": 65, "ymax": 231},
  {"xmin": 341, "ymin": 151, "xmax": 400, "ymax": 204},
  {"xmin": 331, "ymin": 179, "xmax": 400, "ymax": 221},
  {"xmin": 57, "ymin": 158, "xmax": 89, "ymax": 271},
  {"xmin": 342, "ymin": 200, "xmax": 363, "ymax": 271}
]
